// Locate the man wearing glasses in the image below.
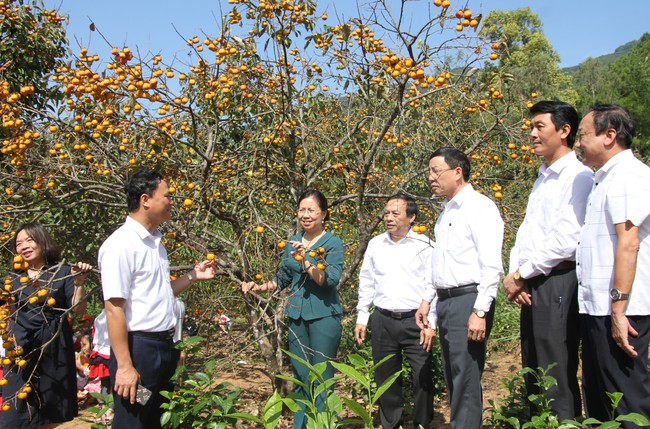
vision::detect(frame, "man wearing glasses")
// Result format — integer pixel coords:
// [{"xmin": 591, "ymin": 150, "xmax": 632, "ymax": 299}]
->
[{"xmin": 416, "ymin": 147, "xmax": 503, "ymax": 428}]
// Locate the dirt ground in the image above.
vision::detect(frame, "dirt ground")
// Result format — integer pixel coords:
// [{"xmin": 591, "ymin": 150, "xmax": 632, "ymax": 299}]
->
[{"xmin": 58, "ymin": 349, "xmax": 520, "ymax": 429}]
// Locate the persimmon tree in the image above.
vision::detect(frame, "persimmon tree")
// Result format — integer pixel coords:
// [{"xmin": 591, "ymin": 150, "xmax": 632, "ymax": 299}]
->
[{"xmin": 0, "ymin": 0, "xmax": 556, "ymax": 397}]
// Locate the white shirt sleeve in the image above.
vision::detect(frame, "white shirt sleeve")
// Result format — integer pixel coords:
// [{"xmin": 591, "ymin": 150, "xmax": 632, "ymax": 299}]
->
[
  {"xmin": 473, "ymin": 199, "xmax": 504, "ymax": 311},
  {"xmin": 98, "ymin": 236, "xmax": 133, "ymax": 300},
  {"xmin": 424, "ymin": 246, "xmax": 437, "ymax": 327},
  {"xmin": 356, "ymin": 243, "xmax": 376, "ymax": 326},
  {"xmin": 518, "ymin": 169, "xmax": 593, "ymax": 279}
]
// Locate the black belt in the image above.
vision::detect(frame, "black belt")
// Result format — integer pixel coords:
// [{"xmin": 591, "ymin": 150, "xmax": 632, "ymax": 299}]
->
[
  {"xmin": 376, "ymin": 307, "xmax": 417, "ymax": 320},
  {"xmin": 130, "ymin": 329, "xmax": 175, "ymax": 341},
  {"xmin": 551, "ymin": 260, "xmax": 576, "ymax": 272},
  {"xmin": 436, "ymin": 284, "xmax": 478, "ymax": 301}
]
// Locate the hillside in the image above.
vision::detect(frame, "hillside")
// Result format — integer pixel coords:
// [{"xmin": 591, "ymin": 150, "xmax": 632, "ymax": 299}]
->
[{"xmin": 563, "ymin": 39, "xmax": 640, "ymax": 74}]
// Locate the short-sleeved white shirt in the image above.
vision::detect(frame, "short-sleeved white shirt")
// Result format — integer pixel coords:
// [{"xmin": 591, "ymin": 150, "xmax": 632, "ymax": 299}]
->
[
  {"xmin": 99, "ymin": 216, "xmax": 176, "ymax": 332},
  {"xmin": 577, "ymin": 150, "xmax": 650, "ymax": 316}
]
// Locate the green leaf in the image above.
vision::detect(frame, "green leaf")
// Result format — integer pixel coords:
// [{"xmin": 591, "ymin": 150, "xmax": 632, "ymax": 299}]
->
[
  {"xmin": 263, "ymin": 391, "xmax": 284, "ymax": 426},
  {"xmin": 281, "ymin": 396, "xmax": 302, "ymax": 413},
  {"xmin": 224, "ymin": 413, "xmax": 263, "ymax": 424},
  {"xmin": 160, "ymin": 411, "xmax": 172, "ymax": 426},
  {"xmin": 342, "ymin": 397, "xmax": 369, "ymax": 421},
  {"xmin": 606, "ymin": 391, "xmax": 623, "ymax": 410},
  {"xmin": 326, "ymin": 393, "xmax": 343, "ymax": 414},
  {"xmin": 331, "ymin": 361, "xmax": 367, "ymax": 387},
  {"xmin": 617, "ymin": 412, "xmax": 650, "ymax": 425},
  {"xmin": 593, "ymin": 422, "xmax": 622, "ymax": 429},
  {"xmin": 371, "ymin": 370, "xmax": 402, "ymax": 405},
  {"xmin": 275, "ymin": 373, "xmax": 307, "ymax": 390},
  {"xmin": 346, "ymin": 353, "xmax": 366, "ymax": 368},
  {"xmin": 370, "ymin": 353, "xmax": 396, "ymax": 372},
  {"xmin": 193, "ymin": 372, "xmax": 210, "ymax": 384}
]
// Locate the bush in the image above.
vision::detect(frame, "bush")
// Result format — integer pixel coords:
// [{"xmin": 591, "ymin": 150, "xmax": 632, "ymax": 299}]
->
[
  {"xmin": 159, "ymin": 336, "xmax": 242, "ymax": 429},
  {"xmin": 484, "ymin": 364, "xmax": 650, "ymax": 428}
]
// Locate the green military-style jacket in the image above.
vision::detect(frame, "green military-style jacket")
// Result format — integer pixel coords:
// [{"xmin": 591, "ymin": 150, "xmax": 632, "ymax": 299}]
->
[{"xmin": 275, "ymin": 231, "xmax": 343, "ymax": 321}]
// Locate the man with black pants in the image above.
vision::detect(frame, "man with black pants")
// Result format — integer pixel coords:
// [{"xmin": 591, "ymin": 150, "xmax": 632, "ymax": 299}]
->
[
  {"xmin": 416, "ymin": 147, "xmax": 503, "ymax": 428},
  {"xmin": 502, "ymin": 101, "xmax": 592, "ymax": 420},
  {"xmin": 575, "ymin": 104, "xmax": 650, "ymax": 427},
  {"xmin": 99, "ymin": 169, "xmax": 215, "ymax": 429},
  {"xmin": 355, "ymin": 194, "xmax": 435, "ymax": 429}
]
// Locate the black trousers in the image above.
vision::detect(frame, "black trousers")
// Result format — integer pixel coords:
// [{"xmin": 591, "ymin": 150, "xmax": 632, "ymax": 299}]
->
[
  {"xmin": 109, "ymin": 332, "xmax": 180, "ymax": 429},
  {"xmin": 371, "ymin": 310, "xmax": 434, "ymax": 429},
  {"xmin": 520, "ymin": 268, "xmax": 581, "ymax": 420},
  {"xmin": 581, "ymin": 314, "xmax": 650, "ymax": 429},
  {"xmin": 437, "ymin": 292, "xmax": 494, "ymax": 429}
]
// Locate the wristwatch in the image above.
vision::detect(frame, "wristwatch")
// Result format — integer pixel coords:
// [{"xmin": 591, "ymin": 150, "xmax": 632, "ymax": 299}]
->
[
  {"xmin": 472, "ymin": 308, "xmax": 486, "ymax": 318},
  {"xmin": 186, "ymin": 272, "xmax": 194, "ymax": 283},
  {"xmin": 610, "ymin": 288, "xmax": 630, "ymax": 301},
  {"xmin": 513, "ymin": 270, "xmax": 522, "ymax": 281}
]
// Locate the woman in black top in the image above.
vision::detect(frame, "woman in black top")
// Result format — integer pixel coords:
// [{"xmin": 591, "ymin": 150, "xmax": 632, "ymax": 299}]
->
[{"xmin": 0, "ymin": 222, "xmax": 91, "ymax": 429}]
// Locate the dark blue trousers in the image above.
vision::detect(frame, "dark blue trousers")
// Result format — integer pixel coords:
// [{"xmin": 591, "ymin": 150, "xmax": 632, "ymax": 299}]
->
[{"xmin": 109, "ymin": 333, "xmax": 179, "ymax": 429}]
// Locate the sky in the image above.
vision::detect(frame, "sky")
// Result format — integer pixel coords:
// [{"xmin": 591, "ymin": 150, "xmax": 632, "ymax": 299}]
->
[{"xmin": 46, "ymin": 0, "xmax": 650, "ymax": 69}]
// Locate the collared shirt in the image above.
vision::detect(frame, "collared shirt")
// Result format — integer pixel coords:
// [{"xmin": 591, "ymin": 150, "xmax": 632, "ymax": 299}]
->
[
  {"xmin": 98, "ymin": 216, "xmax": 176, "ymax": 332},
  {"xmin": 509, "ymin": 151, "xmax": 593, "ymax": 278},
  {"xmin": 430, "ymin": 184, "xmax": 504, "ymax": 312},
  {"xmin": 577, "ymin": 150, "xmax": 650, "ymax": 316},
  {"xmin": 356, "ymin": 230, "xmax": 435, "ymax": 326},
  {"xmin": 275, "ymin": 231, "xmax": 343, "ymax": 321}
]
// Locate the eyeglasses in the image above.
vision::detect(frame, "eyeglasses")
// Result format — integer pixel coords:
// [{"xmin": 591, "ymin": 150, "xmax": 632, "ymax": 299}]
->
[
  {"xmin": 298, "ymin": 208, "xmax": 321, "ymax": 215},
  {"xmin": 428, "ymin": 167, "xmax": 454, "ymax": 180},
  {"xmin": 576, "ymin": 131, "xmax": 593, "ymax": 141}
]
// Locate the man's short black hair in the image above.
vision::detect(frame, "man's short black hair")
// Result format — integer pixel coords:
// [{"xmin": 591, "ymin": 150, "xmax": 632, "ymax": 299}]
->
[
  {"xmin": 387, "ymin": 193, "xmax": 418, "ymax": 223},
  {"xmin": 125, "ymin": 169, "xmax": 164, "ymax": 212},
  {"xmin": 529, "ymin": 101, "xmax": 580, "ymax": 148},
  {"xmin": 429, "ymin": 147, "xmax": 470, "ymax": 182},
  {"xmin": 589, "ymin": 103, "xmax": 635, "ymax": 149}
]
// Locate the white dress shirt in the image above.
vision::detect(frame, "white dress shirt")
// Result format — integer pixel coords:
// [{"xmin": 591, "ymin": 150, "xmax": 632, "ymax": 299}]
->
[
  {"xmin": 577, "ymin": 150, "xmax": 650, "ymax": 316},
  {"xmin": 430, "ymin": 184, "xmax": 504, "ymax": 312},
  {"xmin": 99, "ymin": 216, "xmax": 177, "ymax": 332},
  {"xmin": 356, "ymin": 230, "xmax": 435, "ymax": 326},
  {"xmin": 509, "ymin": 151, "xmax": 593, "ymax": 277}
]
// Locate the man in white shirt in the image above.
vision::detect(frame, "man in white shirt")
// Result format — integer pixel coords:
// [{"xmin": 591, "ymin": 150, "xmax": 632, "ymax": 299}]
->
[
  {"xmin": 502, "ymin": 101, "xmax": 593, "ymax": 420},
  {"xmin": 355, "ymin": 194, "xmax": 436, "ymax": 429},
  {"xmin": 575, "ymin": 104, "xmax": 650, "ymax": 425},
  {"xmin": 416, "ymin": 147, "xmax": 503, "ymax": 428},
  {"xmin": 99, "ymin": 169, "xmax": 215, "ymax": 429}
]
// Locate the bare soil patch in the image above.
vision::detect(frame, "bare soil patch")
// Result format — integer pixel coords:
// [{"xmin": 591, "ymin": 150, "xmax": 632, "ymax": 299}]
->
[{"xmin": 59, "ymin": 348, "xmax": 519, "ymax": 428}]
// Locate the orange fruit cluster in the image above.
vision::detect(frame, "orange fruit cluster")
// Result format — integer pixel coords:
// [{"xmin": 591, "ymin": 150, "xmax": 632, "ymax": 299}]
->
[
  {"xmin": 454, "ymin": 9, "xmax": 480, "ymax": 32},
  {"xmin": 412, "ymin": 225, "xmax": 427, "ymax": 234}
]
